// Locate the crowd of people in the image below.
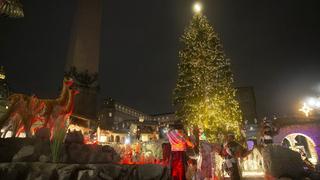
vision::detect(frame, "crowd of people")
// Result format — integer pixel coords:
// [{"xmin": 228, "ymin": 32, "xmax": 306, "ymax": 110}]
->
[
  {"xmin": 165, "ymin": 117, "xmax": 281, "ymax": 180},
  {"xmin": 166, "ymin": 123, "xmax": 250, "ymax": 180}
]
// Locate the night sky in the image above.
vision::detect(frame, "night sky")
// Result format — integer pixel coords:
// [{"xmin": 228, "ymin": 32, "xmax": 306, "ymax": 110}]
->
[{"xmin": 1, "ymin": 0, "xmax": 320, "ymax": 117}]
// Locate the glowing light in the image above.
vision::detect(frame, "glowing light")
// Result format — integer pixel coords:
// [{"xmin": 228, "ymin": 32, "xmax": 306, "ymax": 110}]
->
[
  {"xmin": 99, "ymin": 135, "xmax": 107, "ymax": 143},
  {"xmin": 299, "ymin": 103, "xmax": 313, "ymax": 117},
  {"xmin": 193, "ymin": 2, "xmax": 202, "ymax": 13},
  {"xmin": 162, "ymin": 127, "xmax": 168, "ymax": 134},
  {"xmin": 247, "ymin": 140, "xmax": 254, "ymax": 150},
  {"xmin": 0, "ymin": 74, "xmax": 5, "ymax": 80},
  {"xmin": 5, "ymin": 106, "xmax": 8, "ymax": 109},
  {"xmin": 307, "ymin": 97, "xmax": 317, "ymax": 106},
  {"xmin": 242, "ymin": 171, "xmax": 265, "ymax": 177},
  {"xmin": 315, "ymin": 100, "xmax": 320, "ymax": 108},
  {"xmin": 304, "ymin": 97, "xmax": 320, "ymax": 109},
  {"xmin": 124, "ymin": 137, "xmax": 130, "ymax": 144},
  {"xmin": 139, "ymin": 117, "xmax": 144, "ymax": 122}
]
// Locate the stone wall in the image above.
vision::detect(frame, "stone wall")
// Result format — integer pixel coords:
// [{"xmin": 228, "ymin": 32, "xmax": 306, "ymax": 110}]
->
[
  {"xmin": 0, "ymin": 162, "xmax": 169, "ymax": 180},
  {"xmin": 0, "ymin": 138, "xmax": 119, "ymax": 164}
]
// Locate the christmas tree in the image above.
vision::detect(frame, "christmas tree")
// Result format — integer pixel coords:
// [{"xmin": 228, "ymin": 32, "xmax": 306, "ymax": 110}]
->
[
  {"xmin": 0, "ymin": 0, "xmax": 24, "ymax": 18},
  {"xmin": 173, "ymin": 14, "xmax": 243, "ymax": 142}
]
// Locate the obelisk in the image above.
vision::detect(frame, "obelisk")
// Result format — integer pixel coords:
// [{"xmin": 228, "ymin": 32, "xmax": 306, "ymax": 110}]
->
[{"xmin": 65, "ymin": 0, "xmax": 102, "ymax": 120}]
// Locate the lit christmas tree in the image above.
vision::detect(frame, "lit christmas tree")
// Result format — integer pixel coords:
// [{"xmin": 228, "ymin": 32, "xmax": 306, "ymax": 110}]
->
[{"xmin": 173, "ymin": 14, "xmax": 243, "ymax": 142}]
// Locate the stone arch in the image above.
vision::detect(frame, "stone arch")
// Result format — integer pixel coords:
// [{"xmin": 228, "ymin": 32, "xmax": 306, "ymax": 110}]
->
[
  {"xmin": 283, "ymin": 133, "xmax": 318, "ymax": 165},
  {"xmin": 115, "ymin": 135, "xmax": 120, "ymax": 143},
  {"xmin": 274, "ymin": 123, "xmax": 320, "ymax": 165}
]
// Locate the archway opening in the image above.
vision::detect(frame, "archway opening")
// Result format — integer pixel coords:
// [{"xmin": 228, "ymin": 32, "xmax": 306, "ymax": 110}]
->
[
  {"xmin": 282, "ymin": 133, "xmax": 318, "ymax": 165},
  {"xmin": 282, "ymin": 138, "xmax": 291, "ymax": 149}
]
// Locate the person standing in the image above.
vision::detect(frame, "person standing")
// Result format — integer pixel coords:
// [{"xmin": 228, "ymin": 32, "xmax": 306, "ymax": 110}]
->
[
  {"xmin": 259, "ymin": 118, "xmax": 274, "ymax": 147},
  {"xmin": 197, "ymin": 140, "xmax": 213, "ymax": 180},
  {"xmin": 220, "ymin": 134, "xmax": 242, "ymax": 180},
  {"xmin": 186, "ymin": 159, "xmax": 197, "ymax": 180},
  {"xmin": 167, "ymin": 124, "xmax": 194, "ymax": 180}
]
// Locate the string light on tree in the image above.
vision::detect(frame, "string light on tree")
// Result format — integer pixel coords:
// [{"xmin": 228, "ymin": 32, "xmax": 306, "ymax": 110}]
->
[{"xmin": 299, "ymin": 103, "xmax": 313, "ymax": 117}]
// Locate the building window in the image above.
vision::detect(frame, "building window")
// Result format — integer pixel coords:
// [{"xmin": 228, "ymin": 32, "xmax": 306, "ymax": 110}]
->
[
  {"xmin": 109, "ymin": 112, "xmax": 112, "ymax": 117},
  {"xmin": 116, "ymin": 136, "xmax": 120, "ymax": 143}
]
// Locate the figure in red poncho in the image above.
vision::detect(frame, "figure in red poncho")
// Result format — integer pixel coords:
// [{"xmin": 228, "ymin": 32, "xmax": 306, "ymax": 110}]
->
[{"xmin": 167, "ymin": 124, "xmax": 194, "ymax": 180}]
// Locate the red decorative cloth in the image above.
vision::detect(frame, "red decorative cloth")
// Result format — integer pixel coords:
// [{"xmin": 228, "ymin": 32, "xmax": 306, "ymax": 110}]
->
[
  {"xmin": 167, "ymin": 130, "xmax": 187, "ymax": 151},
  {"xmin": 171, "ymin": 151, "xmax": 187, "ymax": 180}
]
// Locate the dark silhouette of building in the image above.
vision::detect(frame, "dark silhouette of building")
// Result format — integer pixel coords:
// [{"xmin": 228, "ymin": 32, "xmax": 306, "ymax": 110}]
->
[
  {"xmin": 0, "ymin": 66, "xmax": 9, "ymax": 117},
  {"xmin": 236, "ymin": 87, "xmax": 258, "ymax": 124},
  {"xmin": 0, "ymin": 66, "xmax": 9, "ymax": 99},
  {"xmin": 98, "ymin": 97, "xmax": 177, "ymax": 131}
]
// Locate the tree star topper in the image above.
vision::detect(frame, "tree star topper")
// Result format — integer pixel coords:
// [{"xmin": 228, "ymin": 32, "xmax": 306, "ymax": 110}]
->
[{"xmin": 193, "ymin": 2, "xmax": 202, "ymax": 13}]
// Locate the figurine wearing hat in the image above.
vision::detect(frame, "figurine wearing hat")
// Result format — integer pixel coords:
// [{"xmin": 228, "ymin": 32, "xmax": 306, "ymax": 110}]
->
[
  {"xmin": 259, "ymin": 117, "xmax": 274, "ymax": 146},
  {"xmin": 219, "ymin": 133, "xmax": 243, "ymax": 180}
]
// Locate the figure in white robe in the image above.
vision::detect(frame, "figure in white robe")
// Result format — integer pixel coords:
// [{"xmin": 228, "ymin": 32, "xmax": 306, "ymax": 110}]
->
[{"xmin": 197, "ymin": 141, "xmax": 213, "ymax": 180}]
